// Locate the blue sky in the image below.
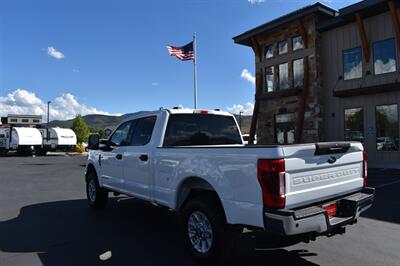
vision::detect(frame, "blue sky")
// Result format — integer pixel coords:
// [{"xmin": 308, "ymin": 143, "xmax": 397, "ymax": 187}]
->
[{"xmin": 0, "ymin": 0, "xmax": 359, "ymax": 120}]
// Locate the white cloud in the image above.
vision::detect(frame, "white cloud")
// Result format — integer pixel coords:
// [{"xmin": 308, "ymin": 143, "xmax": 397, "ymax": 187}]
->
[
  {"xmin": 374, "ymin": 59, "xmax": 396, "ymax": 75},
  {"xmin": 0, "ymin": 89, "xmax": 119, "ymax": 121},
  {"xmin": 47, "ymin": 46, "xmax": 65, "ymax": 59},
  {"xmin": 241, "ymin": 69, "xmax": 255, "ymax": 86},
  {"xmin": 344, "ymin": 61, "xmax": 362, "ymax": 80},
  {"xmin": 248, "ymin": 0, "xmax": 265, "ymax": 4},
  {"xmin": 227, "ymin": 102, "xmax": 254, "ymax": 115},
  {"xmin": 151, "ymin": 82, "xmax": 160, "ymax": 86}
]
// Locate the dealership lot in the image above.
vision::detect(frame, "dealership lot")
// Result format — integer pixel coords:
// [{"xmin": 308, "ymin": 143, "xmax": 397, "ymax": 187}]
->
[{"xmin": 0, "ymin": 155, "xmax": 399, "ymax": 266}]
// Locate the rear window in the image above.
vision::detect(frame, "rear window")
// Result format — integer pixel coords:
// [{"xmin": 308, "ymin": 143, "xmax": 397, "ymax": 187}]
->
[{"xmin": 163, "ymin": 114, "xmax": 242, "ymax": 146}]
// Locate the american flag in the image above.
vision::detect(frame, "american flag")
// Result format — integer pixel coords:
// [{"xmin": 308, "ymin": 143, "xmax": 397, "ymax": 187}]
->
[{"xmin": 166, "ymin": 41, "xmax": 195, "ymax": 61}]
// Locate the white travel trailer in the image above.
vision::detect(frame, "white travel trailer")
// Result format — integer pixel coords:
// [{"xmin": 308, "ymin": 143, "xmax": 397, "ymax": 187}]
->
[
  {"xmin": 37, "ymin": 128, "xmax": 77, "ymax": 155},
  {"xmin": 0, "ymin": 127, "xmax": 43, "ymax": 155}
]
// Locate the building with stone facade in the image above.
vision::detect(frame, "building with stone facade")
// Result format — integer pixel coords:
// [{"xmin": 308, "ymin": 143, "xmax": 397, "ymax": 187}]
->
[
  {"xmin": 234, "ymin": 0, "xmax": 400, "ymax": 168},
  {"xmin": 233, "ymin": 3, "xmax": 336, "ymax": 145}
]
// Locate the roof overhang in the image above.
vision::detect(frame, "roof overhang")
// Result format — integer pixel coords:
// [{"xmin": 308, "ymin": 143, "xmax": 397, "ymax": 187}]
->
[
  {"xmin": 233, "ymin": 2, "xmax": 338, "ymax": 47},
  {"xmin": 318, "ymin": 0, "xmax": 400, "ymax": 32}
]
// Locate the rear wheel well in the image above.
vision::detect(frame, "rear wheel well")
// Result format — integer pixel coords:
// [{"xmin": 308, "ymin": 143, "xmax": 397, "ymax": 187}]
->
[{"xmin": 177, "ymin": 177, "xmax": 226, "ymax": 221}]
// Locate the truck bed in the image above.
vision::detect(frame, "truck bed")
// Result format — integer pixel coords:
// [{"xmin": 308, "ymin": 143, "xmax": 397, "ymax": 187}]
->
[{"xmin": 153, "ymin": 141, "xmax": 365, "ymax": 227}]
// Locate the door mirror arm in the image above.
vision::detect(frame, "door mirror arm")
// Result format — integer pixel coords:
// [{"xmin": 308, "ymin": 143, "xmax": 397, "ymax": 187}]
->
[{"xmin": 99, "ymin": 139, "xmax": 117, "ymax": 151}]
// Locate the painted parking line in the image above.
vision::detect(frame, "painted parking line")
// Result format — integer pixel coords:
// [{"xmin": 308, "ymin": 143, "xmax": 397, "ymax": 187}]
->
[{"xmin": 375, "ymin": 179, "xmax": 400, "ymax": 189}]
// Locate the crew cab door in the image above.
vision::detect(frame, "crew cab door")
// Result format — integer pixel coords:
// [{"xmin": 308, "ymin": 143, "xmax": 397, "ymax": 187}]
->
[
  {"xmin": 99, "ymin": 121, "xmax": 133, "ymax": 190},
  {"xmin": 123, "ymin": 116, "xmax": 157, "ymax": 200}
]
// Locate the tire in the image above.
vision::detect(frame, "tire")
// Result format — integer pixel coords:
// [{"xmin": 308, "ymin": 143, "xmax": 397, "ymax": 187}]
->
[
  {"xmin": 86, "ymin": 170, "xmax": 108, "ymax": 210},
  {"xmin": 181, "ymin": 194, "xmax": 239, "ymax": 264}
]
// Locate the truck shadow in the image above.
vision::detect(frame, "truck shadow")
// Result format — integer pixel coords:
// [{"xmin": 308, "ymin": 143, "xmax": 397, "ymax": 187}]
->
[
  {"xmin": 0, "ymin": 198, "xmax": 319, "ymax": 266},
  {"xmin": 361, "ymin": 168, "xmax": 400, "ymax": 224}
]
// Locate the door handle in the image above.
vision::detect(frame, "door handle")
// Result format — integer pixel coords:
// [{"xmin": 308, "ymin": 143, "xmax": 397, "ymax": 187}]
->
[
  {"xmin": 116, "ymin": 154, "xmax": 123, "ymax": 160},
  {"xmin": 139, "ymin": 154, "xmax": 148, "ymax": 161}
]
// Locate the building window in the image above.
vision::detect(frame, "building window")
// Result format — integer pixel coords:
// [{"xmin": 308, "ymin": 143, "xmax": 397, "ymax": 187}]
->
[
  {"xmin": 343, "ymin": 47, "xmax": 362, "ymax": 80},
  {"xmin": 275, "ymin": 113, "xmax": 296, "ymax": 144},
  {"xmin": 293, "ymin": 58, "xmax": 304, "ymax": 88},
  {"xmin": 292, "ymin": 36, "xmax": 304, "ymax": 51},
  {"xmin": 344, "ymin": 108, "xmax": 364, "ymax": 143},
  {"xmin": 10, "ymin": 119, "xmax": 17, "ymax": 123},
  {"xmin": 278, "ymin": 63, "xmax": 289, "ymax": 90},
  {"xmin": 376, "ymin": 104, "xmax": 399, "ymax": 151},
  {"xmin": 33, "ymin": 119, "xmax": 40, "ymax": 123},
  {"xmin": 264, "ymin": 45, "xmax": 275, "ymax": 59},
  {"xmin": 278, "ymin": 40, "xmax": 288, "ymax": 55},
  {"xmin": 22, "ymin": 119, "xmax": 29, "ymax": 123},
  {"xmin": 265, "ymin": 66, "xmax": 274, "ymax": 92},
  {"xmin": 373, "ymin": 39, "xmax": 396, "ymax": 75}
]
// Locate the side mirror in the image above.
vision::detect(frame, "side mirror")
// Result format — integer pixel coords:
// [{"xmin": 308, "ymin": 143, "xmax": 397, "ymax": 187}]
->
[{"xmin": 88, "ymin": 134, "xmax": 100, "ymax": 150}]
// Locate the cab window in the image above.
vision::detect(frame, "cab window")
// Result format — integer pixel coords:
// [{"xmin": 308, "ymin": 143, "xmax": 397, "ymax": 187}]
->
[
  {"xmin": 130, "ymin": 116, "xmax": 157, "ymax": 146},
  {"xmin": 110, "ymin": 121, "xmax": 132, "ymax": 146},
  {"xmin": 163, "ymin": 114, "xmax": 242, "ymax": 146}
]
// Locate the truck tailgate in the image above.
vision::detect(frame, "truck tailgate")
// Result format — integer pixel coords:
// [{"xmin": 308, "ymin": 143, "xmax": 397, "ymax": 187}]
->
[{"xmin": 282, "ymin": 142, "xmax": 365, "ymax": 209}]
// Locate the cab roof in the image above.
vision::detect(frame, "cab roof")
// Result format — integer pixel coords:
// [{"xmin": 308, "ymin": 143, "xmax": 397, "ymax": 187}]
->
[
  {"xmin": 119, "ymin": 108, "xmax": 234, "ymax": 125},
  {"xmin": 166, "ymin": 108, "xmax": 233, "ymax": 116}
]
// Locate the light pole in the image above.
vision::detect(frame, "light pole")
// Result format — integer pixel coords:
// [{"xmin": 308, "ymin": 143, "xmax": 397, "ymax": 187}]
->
[
  {"xmin": 239, "ymin": 111, "xmax": 243, "ymax": 132},
  {"xmin": 47, "ymin": 101, "xmax": 51, "ymax": 141}
]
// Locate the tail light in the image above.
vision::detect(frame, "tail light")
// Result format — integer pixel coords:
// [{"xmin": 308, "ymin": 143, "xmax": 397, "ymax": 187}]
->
[
  {"xmin": 323, "ymin": 203, "xmax": 337, "ymax": 217},
  {"xmin": 363, "ymin": 151, "xmax": 367, "ymax": 187},
  {"xmin": 257, "ymin": 159, "xmax": 286, "ymax": 208}
]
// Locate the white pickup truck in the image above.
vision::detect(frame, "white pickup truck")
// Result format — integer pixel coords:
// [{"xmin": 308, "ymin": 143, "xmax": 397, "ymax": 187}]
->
[{"xmin": 85, "ymin": 108, "xmax": 374, "ymax": 262}]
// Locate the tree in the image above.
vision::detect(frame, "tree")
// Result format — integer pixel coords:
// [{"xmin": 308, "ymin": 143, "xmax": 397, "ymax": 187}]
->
[
  {"xmin": 71, "ymin": 115, "xmax": 90, "ymax": 144},
  {"xmin": 98, "ymin": 128, "xmax": 105, "ymax": 139}
]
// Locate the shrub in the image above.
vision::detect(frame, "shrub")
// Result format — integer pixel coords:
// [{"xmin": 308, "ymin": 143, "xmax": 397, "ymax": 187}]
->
[{"xmin": 75, "ymin": 143, "xmax": 86, "ymax": 154}]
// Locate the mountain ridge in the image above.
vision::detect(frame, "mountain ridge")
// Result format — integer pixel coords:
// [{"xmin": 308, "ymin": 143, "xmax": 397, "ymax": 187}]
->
[{"xmin": 49, "ymin": 112, "xmax": 252, "ymax": 134}]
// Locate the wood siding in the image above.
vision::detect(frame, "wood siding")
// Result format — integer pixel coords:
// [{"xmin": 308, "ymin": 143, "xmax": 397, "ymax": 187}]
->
[{"xmin": 321, "ymin": 11, "xmax": 400, "ymax": 167}]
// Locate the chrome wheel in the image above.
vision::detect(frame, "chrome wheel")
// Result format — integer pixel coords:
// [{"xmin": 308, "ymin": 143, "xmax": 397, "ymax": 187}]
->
[
  {"xmin": 188, "ymin": 211, "xmax": 213, "ymax": 254},
  {"xmin": 88, "ymin": 179, "xmax": 97, "ymax": 203}
]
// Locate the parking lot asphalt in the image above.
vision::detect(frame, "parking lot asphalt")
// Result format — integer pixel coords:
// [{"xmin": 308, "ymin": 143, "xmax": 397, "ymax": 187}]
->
[{"xmin": 0, "ymin": 155, "xmax": 399, "ymax": 266}]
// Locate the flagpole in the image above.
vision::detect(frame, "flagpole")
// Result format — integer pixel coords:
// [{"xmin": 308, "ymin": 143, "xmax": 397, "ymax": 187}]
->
[{"xmin": 193, "ymin": 32, "xmax": 198, "ymax": 109}]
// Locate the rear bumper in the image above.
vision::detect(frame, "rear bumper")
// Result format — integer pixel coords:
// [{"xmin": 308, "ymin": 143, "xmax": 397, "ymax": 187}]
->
[{"xmin": 264, "ymin": 187, "xmax": 375, "ymax": 236}]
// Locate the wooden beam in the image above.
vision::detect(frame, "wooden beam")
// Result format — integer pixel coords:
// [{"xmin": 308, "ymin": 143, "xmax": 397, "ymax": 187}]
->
[
  {"xmin": 388, "ymin": 0, "xmax": 400, "ymax": 52},
  {"xmin": 295, "ymin": 57, "xmax": 309, "ymax": 143},
  {"xmin": 251, "ymin": 37, "xmax": 262, "ymax": 63},
  {"xmin": 249, "ymin": 38, "xmax": 263, "ymax": 144},
  {"xmin": 296, "ymin": 19, "xmax": 308, "ymax": 48},
  {"xmin": 333, "ymin": 81, "xmax": 400, "ymax": 97},
  {"xmin": 248, "ymin": 99, "xmax": 260, "ymax": 144},
  {"xmin": 354, "ymin": 12, "xmax": 370, "ymax": 63},
  {"xmin": 249, "ymin": 72, "xmax": 263, "ymax": 144}
]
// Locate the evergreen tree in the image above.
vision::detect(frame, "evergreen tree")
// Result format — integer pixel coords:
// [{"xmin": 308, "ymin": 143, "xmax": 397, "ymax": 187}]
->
[
  {"xmin": 98, "ymin": 128, "xmax": 105, "ymax": 139},
  {"xmin": 71, "ymin": 115, "xmax": 90, "ymax": 143}
]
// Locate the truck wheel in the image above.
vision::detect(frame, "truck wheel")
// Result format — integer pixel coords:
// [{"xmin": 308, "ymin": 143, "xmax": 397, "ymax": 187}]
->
[
  {"xmin": 182, "ymin": 195, "xmax": 236, "ymax": 263},
  {"xmin": 86, "ymin": 171, "xmax": 108, "ymax": 210}
]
